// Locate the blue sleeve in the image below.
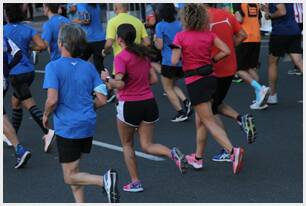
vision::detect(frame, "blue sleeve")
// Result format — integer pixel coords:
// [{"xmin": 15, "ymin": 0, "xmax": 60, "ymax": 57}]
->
[
  {"xmin": 29, "ymin": 25, "xmax": 38, "ymax": 38},
  {"xmin": 42, "ymin": 23, "xmax": 52, "ymax": 44},
  {"xmin": 155, "ymin": 23, "xmax": 163, "ymax": 39},
  {"xmin": 43, "ymin": 63, "xmax": 59, "ymax": 90},
  {"xmin": 77, "ymin": 4, "xmax": 90, "ymax": 21}
]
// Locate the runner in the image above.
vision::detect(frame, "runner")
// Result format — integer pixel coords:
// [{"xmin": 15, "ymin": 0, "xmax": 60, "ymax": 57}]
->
[
  {"xmin": 101, "ymin": 23, "xmax": 187, "ymax": 192},
  {"xmin": 171, "ymin": 4, "xmax": 244, "ymax": 174},
  {"xmin": 73, "ymin": 3, "xmax": 106, "ymax": 73},
  {"xmin": 262, "ymin": 3, "xmax": 303, "ymax": 104},
  {"xmin": 3, "ymin": 37, "xmax": 31, "ymax": 169},
  {"xmin": 4, "ymin": 3, "xmax": 55, "ymax": 153},
  {"xmin": 42, "ymin": 3, "xmax": 70, "ymax": 61},
  {"xmin": 154, "ymin": 3, "xmax": 192, "ymax": 122},
  {"xmin": 234, "ymin": 3, "xmax": 271, "ymax": 110},
  {"xmin": 42, "ymin": 23, "xmax": 119, "ymax": 203}
]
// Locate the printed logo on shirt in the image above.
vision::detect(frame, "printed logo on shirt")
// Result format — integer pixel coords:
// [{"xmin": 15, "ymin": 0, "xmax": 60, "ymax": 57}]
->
[
  {"xmin": 210, "ymin": 18, "xmax": 231, "ymax": 30},
  {"xmin": 71, "ymin": 62, "xmax": 77, "ymax": 66}
]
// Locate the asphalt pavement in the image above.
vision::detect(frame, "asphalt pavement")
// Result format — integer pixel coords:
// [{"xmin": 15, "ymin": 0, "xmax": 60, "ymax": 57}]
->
[{"xmin": 3, "ymin": 18, "xmax": 303, "ymax": 203}]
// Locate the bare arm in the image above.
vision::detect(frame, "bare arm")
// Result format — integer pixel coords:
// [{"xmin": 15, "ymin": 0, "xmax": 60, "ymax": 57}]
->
[
  {"xmin": 213, "ymin": 37, "xmax": 230, "ymax": 62},
  {"xmin": 101, "ymin": 70, "xmax": 125, "ymax": 90},
  {"xmin": 233, "ymin": 28, "xmax": 247, "ymax": 46},
  {"xmin": 171, "ymin": 48, "xmax": 181, "ymax": 66},
  {"xmin": 149, "ymin": 67, "xmax": 158, "ymax": 85},
  {"xmin": 234, "ymin": 11, "xmax": 243, "ymax": 23},
  {"xmin": 142, "ymin": 36, "xmax": 151, "ymax": 47},
  {"xmin": 94, "ymin": 92, "xmax": 107, "ymax": 109},
  {"xmin": 31, "ymin": 34, "xmax": 47, "ymax": 51},
  {"xmin": 154, "ymin": 37, "xmax": 163, "ymax": 50},
  {"xmin": 43, "ymin": 89, "xmax": 58, "ymax": 128}
]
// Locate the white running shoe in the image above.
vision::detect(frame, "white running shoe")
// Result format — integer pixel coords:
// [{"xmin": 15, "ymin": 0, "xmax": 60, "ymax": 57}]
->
[
  {"xmin": 257, "ymin": 86, "xmax": 271, "ymax": 107},
  {"xmin": 250, "ymin": 102, "xmax": 268, "ymax": 110},
  {"xmin": 267, "ymin": 93, "xmax": 278, "ymax": 104},
  {"xmin": 42, "ymin": 129, "xmax": 55, "ymax": 152},
  {"xmin": 3, "ymin": 134, "xmax": 13, "ymax": 147}
]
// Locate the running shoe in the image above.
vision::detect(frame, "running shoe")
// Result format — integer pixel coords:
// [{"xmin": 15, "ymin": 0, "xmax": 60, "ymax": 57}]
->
[
  {"xmin": 103, "ymin": 169, "xmax": 119, "ymax": 203},
  {"xmin": 232, "ymin": 74, "xmax": 243, "ymax": 83},
  {"xmin": 185, "ymin": 153, "xmax": 203, "ymax": 169},
  {"xmin": 171, "ymin": 113, "xmax": 188, "ymax": 122},
  {"xmin": 123, "ymin": 181, "xmax": 144, "ymax": 192},
  {"xmin": 42, "ymin": 129, "xmax": 55, "ymax": 153},
  {"xmin": 15, "ymin": 144, "xmax": 31, "ymax": 169},
  {"xmin": 3, "ymin": 134, "xmax": 13, "ymax": 147},
  {"xmin": 256, "ymin": 86, "xmax": 271, "ymax": 107},
  {"xmin": 230, "ymin": 147, "xmax": 244, "ymax": 175},
  {"xmin": 288, "ymin": 67, "xmax": 302, "ymax": 75},
  {"xmin": 250, "ymin": 102, "xmax": 269, "ymax": 110},
  {"xmin": 184, "ymin": 100, "xmax": 193, "ymax": 117},
  {"xmin": 239, "ymin": 114, "xmax": 256, "ymax": 143},
  {"xmin": 171, "ymin": 147, "xmax": 187, "ymax": 174},
  {"xmin": 267, "ymin": 93, "xmax": 278, "ymax": 104},
  {"xmin": 211, "ymin": 149, "xmax": 231, "ymax": 162}
]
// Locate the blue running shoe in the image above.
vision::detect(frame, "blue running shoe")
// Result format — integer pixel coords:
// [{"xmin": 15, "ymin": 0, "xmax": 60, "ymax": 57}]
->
[
  {"xmin": 211, "ymin": 149, "xmax": 231, "ymax": 162},
  {"xmin": 15, "ymin": 144, "xmax": 31, "ymax": 169},
  {"xmin": 123, "ymin": 181, "xmax": 144, "ymax": 192}
]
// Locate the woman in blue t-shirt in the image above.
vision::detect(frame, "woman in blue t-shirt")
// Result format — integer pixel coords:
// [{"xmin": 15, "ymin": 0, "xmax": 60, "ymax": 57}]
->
[
  {"xmin": 154, "ymin": 4, "xmax": 192, "ymax": 123},
  {"xmin": 4, "ymin": 4, "xmax": 56, "ymax": 152}
]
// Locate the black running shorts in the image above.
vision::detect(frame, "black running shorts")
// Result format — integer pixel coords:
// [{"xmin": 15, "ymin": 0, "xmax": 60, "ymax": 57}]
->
[
  {"xmin": 56, "ymin": 135, "xmax": 93, "ymax": 163},
  {"xmin": 186, "ymin": 76, "xmax": 217, "ymax": 106},
  {"xmin": 116, "ymin": 98, "xmax": 159, "ymax": 127},
  {"xmin": 9, "ymin": 71, "xmax": 34, "ymax": 101},
  {"xmin": 81, "ymin": 40, "xmax": 105, "ymax": 73},
  {"xmin": 269, "ymin": 35, "xmax": 302, "ymax": 57},
  {"xmin": 161, "ymin": 65, "xmax": 184, "ymax": 79},
  {"xmin": 211, "ymin": 75, "xmax": 234, "ymax": 115},
  {"xmin": 236, "ymin": 42, "xmax": 261, "ymax": 70}
]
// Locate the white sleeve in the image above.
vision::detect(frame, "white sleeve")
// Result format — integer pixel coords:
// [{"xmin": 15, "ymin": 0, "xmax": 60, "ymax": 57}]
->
[{"xmin": 8, "ymin": 39, "xmax": 21, "ymax": 56}]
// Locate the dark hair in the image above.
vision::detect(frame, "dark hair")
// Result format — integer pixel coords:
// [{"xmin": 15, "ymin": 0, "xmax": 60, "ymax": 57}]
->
[
  {"xmin": 4, "ymin": 3, "xmax": 25, "ymax": 23},
  {"xmin": 156, "ymin": 3, "xmax": 177, "ymax": 23},
  {"xmin": 58, "ymin": 23, "xmax": 87, "ymax": 58},
  {"xmin": 44, "ymin": 3, "xmax": 60, "ymax": 14},
  {"xmin": 117, "ymin": 24, "xmax": 157, "ymax": 60}
]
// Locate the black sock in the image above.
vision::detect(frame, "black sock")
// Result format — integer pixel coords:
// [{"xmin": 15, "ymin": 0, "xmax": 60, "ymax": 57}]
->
[
  {"xmin": 12, "ymin": 108, "xmax": 23, "ymax": 133},
  {"xmin": 29, "ymin": 105, "xmax": 49, "ymax": 134},
  {"xmin": 236, "ymin": 115, "xmax": 242, "ymax": 124},
  {"xmin": 195, "ymin": 156, "xmax": 203, "ymax": 160}
]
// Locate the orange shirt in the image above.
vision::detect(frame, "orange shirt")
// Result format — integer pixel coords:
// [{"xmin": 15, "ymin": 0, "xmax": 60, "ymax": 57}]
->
[{"xmin": 208, "ymin": 8, "xmax": 242, "ymax": 77}]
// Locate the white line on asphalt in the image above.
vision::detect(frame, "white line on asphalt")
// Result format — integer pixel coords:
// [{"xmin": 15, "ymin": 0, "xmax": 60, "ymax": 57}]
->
[{"xmin": 92, "ymin": 140, "xmax": 165, "ymax": 161}]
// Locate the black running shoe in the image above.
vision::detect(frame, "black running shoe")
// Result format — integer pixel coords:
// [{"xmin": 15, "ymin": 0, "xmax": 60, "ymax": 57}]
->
[
  {"xmin": 103, "ymin": 169, "xmax": 119, "ymax": 203},
  {"xmin": 239, "ymin": 114, "xmax": 256, "ymax": 144},
  {"xmin": 184, "ymin": 100, "xmax": 193, "ymax": 117}
]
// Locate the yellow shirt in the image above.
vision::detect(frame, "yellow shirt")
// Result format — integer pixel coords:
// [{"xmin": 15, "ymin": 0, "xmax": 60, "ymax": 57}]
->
[{"xmin": 106, "ymin": 13, "xmax": 148, "ymax": 56}]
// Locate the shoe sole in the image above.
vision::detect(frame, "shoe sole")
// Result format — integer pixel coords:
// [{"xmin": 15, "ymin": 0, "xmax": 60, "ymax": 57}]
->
[
  {"xmin": 250, "ymin": 104, "xmax": 269, "ymax": 110},
  {"xmin": 211, "ymin": 158, "xmax": 232, "ymax": 162},
  {"xmin": 15, "ymin": 152, "xmax": 31, "ymax": 169},
  {"xmin": 44, "ymin": 132, "xmax": 55, "ymax": 153},
  {"xmin": 123, "ymin": 188, "xmax": 144, "ymax": 192},
  {"xmin": 233, "ymin": 148, "xmax": 244, "ymax": 175},
  {"xmin": 105, "ymin": 169, "xmax": 120, "ymax": 203},
  {"xmin": 171, "ymin": 116, "xmax": 188, "ymax": 123}
]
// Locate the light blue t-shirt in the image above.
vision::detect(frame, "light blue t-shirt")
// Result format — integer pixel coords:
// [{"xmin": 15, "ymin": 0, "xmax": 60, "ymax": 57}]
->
[
  {"xmin": 77, "ymin": 4, "xmax": 105, "ymax": 42},
  {"xmin": 269, "ymin": 3, "xmax": 300, "ymax": 35},
  {"xmin": 43, "ymin": 57, "xmax": 107, "ymax": 139},
  {"xmin": 155, "ymin": 20, "xmax": 182, "ymax": 66},
  {"xmin": 42, "ymin": 15, "xmax": 70, "ymax": 61},
  {"xmin": 4, "ymin": 23, "xmax": 36, "ymax": 75}
]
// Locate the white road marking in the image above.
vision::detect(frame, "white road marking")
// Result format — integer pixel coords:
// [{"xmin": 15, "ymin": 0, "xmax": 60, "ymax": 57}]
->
[{"xmin": 92, "ymin": 140, "xmax": 165, "ymax": 161}]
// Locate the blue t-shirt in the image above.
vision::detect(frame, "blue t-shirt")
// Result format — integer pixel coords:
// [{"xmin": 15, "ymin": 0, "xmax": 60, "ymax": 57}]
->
[
  {"xmin": 269, "ymin": 3, "xmax": 300, "ymax": 35},
  {"xmin": 155, "ymin": 20, "xmax": 182, "ymax": 66},
  {"xmin": 4, "ymin": 23, "xmax": 37, "ymax": 75},
  {"xmin": 43, "ymin": 57, "xmax": 107, "ymax": 139},
  {"xmin": 77, "ymin": 4, "xmax": 105, "ymax": 42},
  {"xmin": 42, "ymin": 15, "xmax": 70, "ymax": 61}
]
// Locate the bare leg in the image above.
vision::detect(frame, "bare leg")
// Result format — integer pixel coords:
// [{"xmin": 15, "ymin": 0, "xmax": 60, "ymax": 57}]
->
[
  {"xmin": 138, "ymin": 122, "xmax": 171, "ymax": 158},
  {"xmin": 248, "ymin": 68, "xmax": 259, "ymax": 82},
  {"xmin": 3, "ymin": 115, "xmax": 19, "ymax": 148},
  {"xmin": 161, "ymin": 76, "xmax": 183, "ymax": 112},
  {"xmin": 217, "ymin": 103, "xmax": 240, "ymax": 122},
  {"xmin": 194, "ymin": 112, "xmax": 208, "ymax": 158},
  {"xmin": 289, "ymin": 53, "xmax": 303, "ymax": 72},
  {"xmin": 61, "ymin": 159, "xmax": 103, "ymax": 203},
  {"xmin": 268, "ymin": 54, "xmax": 280, "ymax": 95},
  {"xmin": 117, "ymin": 119, "xmax": 139, "ymax": 183},
  {"xmin": 237, "ymin": 70, "xmax": 254, "ymax": 84},
  {"xmin": 173, "ymin": 85, "xmax": 187, "ymax": 102},
  {"xmin": 194, "ymin": 101, "xmax": 233, "ymax": 153}
]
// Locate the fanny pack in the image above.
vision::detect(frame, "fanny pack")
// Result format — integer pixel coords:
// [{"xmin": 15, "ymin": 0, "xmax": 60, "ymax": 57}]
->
[{"xmin": 184, "ymin": 65, "xmax": 213, "ymax": 77}]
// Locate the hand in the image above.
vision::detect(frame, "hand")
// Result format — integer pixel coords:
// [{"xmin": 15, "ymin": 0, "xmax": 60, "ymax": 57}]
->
[
  {"xmin": 42, "ymin": 114, "xmax": 49, "ymax": 129},
  {"xmin": 101, "ymin": 68, "xmax": 110, "ymax": 81},
  {"xmin": 260, "ymin": 3, "xmax": 269, "ymax": 12}
]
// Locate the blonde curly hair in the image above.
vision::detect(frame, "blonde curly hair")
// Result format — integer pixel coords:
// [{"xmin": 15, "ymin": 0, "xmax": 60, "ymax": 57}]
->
[{"xmin": 181, "ymin": 4, "xmax": 209, "ymax": 31}]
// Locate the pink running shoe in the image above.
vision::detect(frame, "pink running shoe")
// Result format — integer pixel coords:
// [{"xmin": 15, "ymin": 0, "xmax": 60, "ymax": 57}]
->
[
  {"xmin": 230, "ymin": 147, "xmax": 244, "ymax": 174},
  {"xmin": 123, "ymin": 181, "xmax": 144, "ymax": 192},
  {"xmin": 185, "ymin": 153, "xmax": 203, "ymax": 169}
]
